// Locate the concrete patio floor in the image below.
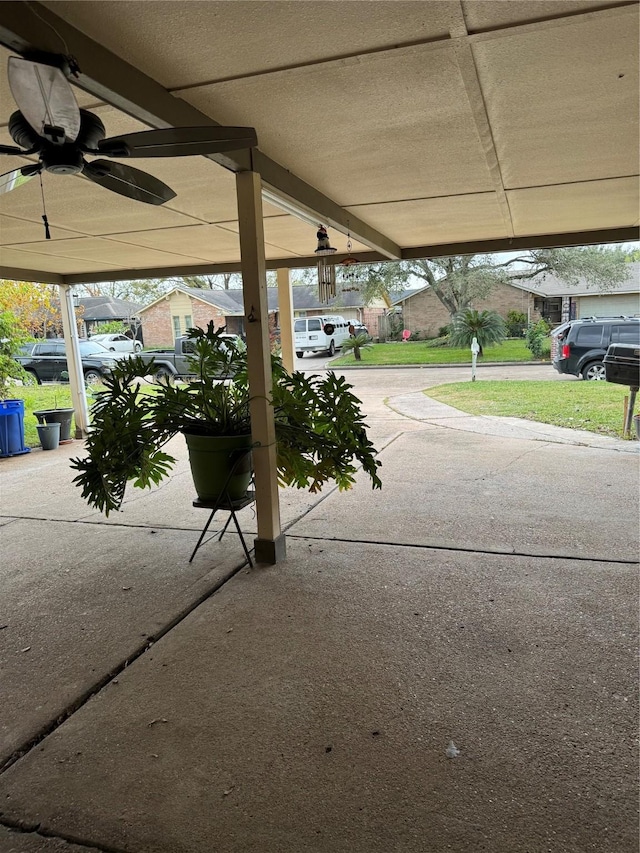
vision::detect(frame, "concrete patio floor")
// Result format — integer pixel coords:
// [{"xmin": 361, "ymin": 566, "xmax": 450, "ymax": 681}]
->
[{"xmin": 0, "ymin": 365, "xmax": 638, "ymax": 853}]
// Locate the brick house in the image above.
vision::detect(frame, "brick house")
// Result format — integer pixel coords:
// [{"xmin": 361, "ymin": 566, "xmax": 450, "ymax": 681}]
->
[
  {"xmin": 139, "ymin": 285, "xmax": 385, "ymax": 346},
  {"xmin": 139, "ymin": 287, "xmax": 254, "ymax": 347},
  {"xmin": 77, "ymin": 297, "xmax": 144, "ymax": 341},
  {"xmin": 390, "ymin": 263, "xmax": 640, "ymax": 338}
]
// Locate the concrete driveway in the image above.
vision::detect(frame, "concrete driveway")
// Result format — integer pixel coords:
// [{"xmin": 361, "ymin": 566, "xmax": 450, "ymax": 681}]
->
[{"xmin": 0, "ymin": 364, "xmax": 637, "ymax": 853}]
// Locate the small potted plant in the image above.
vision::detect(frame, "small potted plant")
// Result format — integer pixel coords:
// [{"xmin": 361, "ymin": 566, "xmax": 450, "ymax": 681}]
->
[
  {"xmin": 33, "ymin": 383, "xmax": 75, "ymax": 443},
  {"xmin": 71, "ymin": 323, "xmax": 382, "ymax": 515}
]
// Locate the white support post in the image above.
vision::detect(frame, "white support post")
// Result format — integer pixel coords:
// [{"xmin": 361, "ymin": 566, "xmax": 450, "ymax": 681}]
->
[
  {"xmin": 236, "ymin": 170, "xmax": 285, "ymax": 564},
  {"xmin": 277, "ymin": 268, "xmax": 295, "ymax": 374},
  {"xmin": 59, "ymin": 284, "xmax": 90, "ymax": 437}
]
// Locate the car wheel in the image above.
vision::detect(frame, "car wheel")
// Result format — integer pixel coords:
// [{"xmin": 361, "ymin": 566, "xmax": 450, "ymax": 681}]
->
[
  {"xmin": 296, "ymin": 351, "xmax": 304, "ymax": 359},
  {"xmin": 134, "ymin": 342, "xmax": 142, "ymax": 352},
  {"xmin": 84, "ymin": 370, "xmax": 102, "ymax": 386},
  {"xmin": 328, "ymin": 340, "xmax": 336, "ymax": 356},
  {"xmin": 154, "ymin": 366, "xmax": 174, "ymax": 384},
  {"xmin": 24, "ymin": 369, "xmax": 40, "ymax": 385},
  {"xmin": 582, "ymin": 361, "xmax": 606, "ymax": 381}
]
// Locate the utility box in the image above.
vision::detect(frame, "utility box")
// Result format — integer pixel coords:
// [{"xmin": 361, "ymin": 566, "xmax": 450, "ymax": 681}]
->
[{"xmin": 603, "ymin": 343, "xmax": 640, "ymax": 387}]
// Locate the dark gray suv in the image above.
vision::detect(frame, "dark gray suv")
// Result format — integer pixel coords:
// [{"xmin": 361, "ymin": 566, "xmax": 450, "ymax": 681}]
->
[
  {"xmin": 15, "ymin": 339, "xmax": 122, "ymax": 385},
  {"xmin": 552, "ymin": 317, "xmax": 640, "ymax": 380}
]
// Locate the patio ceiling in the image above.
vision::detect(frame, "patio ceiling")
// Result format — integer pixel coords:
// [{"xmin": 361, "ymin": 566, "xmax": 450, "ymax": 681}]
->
[{"xmin": 0, "ymin": 0, "xmax": 638, "ymax": 285}]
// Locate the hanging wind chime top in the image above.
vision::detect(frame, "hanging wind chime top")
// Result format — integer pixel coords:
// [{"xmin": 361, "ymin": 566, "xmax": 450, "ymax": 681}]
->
[
  {"xmin": 315, "ymin": 225, "xmax": 337, "ymax": 304},
  {"xmin": 339, "ymin": 229, "xmax": 360, "ymax": 292},
  {"xmin": 315, "ymin": 225, "xmax": 337, "ymax": 255}
]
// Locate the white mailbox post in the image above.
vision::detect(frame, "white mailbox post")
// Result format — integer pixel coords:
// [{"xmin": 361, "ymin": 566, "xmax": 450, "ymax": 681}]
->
[{"xmin": 471, "ymin": 337, "xmax": 480, "ymax": 382}]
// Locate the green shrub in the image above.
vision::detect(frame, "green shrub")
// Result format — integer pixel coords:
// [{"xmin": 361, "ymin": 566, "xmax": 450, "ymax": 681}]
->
[
  {"xmin": 506, "ymin": 310, "xmax": 527, "ymax": 337},
  {"xmin": 525, "ymin": 319, "xmax": 550, "ymax": 359},
  {"xmin": 387, "ymin": 315, "xmax": 404, "ymax": 341},
  {"xmin": 0, "ymin": 311, "xmax": 32, "ymax": 398},
  {"xmin": 95, "ymin": 320, "xmax": 128, "ymax": 334}
]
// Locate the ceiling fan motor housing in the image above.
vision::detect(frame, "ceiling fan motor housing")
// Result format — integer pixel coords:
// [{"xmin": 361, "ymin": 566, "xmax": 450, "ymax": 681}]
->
[
  {"xmin": 41, "ymin": 147, "xmax": 84, "ymax": 175},
  {"xmin": 8, "ymin": 108, "xmax": 108, "ymax": 175},
  {"xmin": 77, "ymin": 110, "xmax": 106, "ymax": 149},
  {"xmin": 8, "ymin": 110, "xmax": 41, "ymax": 150}
]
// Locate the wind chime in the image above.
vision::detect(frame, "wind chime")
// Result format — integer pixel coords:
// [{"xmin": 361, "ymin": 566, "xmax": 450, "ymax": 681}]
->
[
  {"xmin": 314, "ymin": 224, "xmax": 337, "ymax": 303},
  {"xmin": 338, "ymin": 227, "xmax": 360, "ymax": 292}
]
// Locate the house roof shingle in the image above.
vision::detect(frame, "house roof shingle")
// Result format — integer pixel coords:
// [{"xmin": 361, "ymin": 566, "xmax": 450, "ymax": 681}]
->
[
  {"xmin": 391, "ymin": 263, "xmax": 640, "ymax": 304},
  {"xmin": 513, "ymin": 262, "xmax": 640, "ymax": 297},
  {"xmin": 77, "ymin": 297, "xmax": 144, "ymax": 321},
  {"xmin": 140, "ymin": 284, "xmax": 373, "ymax": 315}
]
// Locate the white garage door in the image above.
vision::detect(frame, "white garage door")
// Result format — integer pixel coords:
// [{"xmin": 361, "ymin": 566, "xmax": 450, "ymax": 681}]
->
[{"xmin": 579, "ymin": 294, "xmax": 640, "ymax": 317}]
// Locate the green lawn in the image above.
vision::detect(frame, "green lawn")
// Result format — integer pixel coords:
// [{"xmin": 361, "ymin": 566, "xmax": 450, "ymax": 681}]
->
[
  {"xmin": 425, "ymin": 380, "xmax": 633, "ymax": 438},
  {"xmin": 12, "ymin": 385, "xmax": 110, "ymax": 447},
  {"xmin": 332, "ymin": 338, "xmax": 541, "ymax": 366},
  {"xmin": 16, "ymin": 382, "xmax": 153, "ymax": 447}
]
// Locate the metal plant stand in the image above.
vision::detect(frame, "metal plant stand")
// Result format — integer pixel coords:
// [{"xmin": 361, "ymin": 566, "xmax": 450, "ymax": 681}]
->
[{"xmin": 189, "ymin": 489, "xmax": 256, "ymax": 566}]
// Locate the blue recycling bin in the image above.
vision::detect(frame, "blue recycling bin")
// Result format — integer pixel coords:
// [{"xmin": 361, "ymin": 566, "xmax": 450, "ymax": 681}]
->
[{"xmin": 0, "ymin": 399, "xmax": 31, "ymax": 457}]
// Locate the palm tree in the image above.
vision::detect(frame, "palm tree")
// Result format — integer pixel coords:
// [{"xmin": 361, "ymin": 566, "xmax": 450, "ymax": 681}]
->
[
  {"xmin": 341, "ymin": 332, "xmax": 372, "ymax": 362},
  {"xmin": 449, "ymin": 309, "xmax": 506, "ymax": 356}
]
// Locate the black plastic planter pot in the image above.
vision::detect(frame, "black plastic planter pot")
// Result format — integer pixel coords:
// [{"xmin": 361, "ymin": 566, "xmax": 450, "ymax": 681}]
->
[
  {"xmin": 183, "ymin": 433, "xmax": 253, "ymax": 502},
  {"xmin": 34, "ymin": 408, "xmax": 75, "ymax": 443},
  {"xmin": 37, "ymin": 422, "xmax": 61, "ymax": 451}
]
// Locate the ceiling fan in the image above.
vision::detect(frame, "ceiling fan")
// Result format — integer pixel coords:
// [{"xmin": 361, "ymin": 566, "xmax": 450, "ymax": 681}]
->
[{"xmin": 0, "ymin": 54, "xmax": 257, "ymax": 208}]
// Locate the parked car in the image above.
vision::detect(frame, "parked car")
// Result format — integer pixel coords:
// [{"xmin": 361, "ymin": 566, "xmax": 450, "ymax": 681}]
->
[
  {"xmin": 551, "ymin": 316, "xmax": 640, "ymax": 380},
  {"xmin": 90, "ymin": 333, "xmax": 143, "ymax": 353},
  {"xmin": 351, "ymin": 322, "xmax": 370, "ymax": 338},
  {"xmin": 15, "ymin": 339, "xmax": 123, "ymax": 385}
]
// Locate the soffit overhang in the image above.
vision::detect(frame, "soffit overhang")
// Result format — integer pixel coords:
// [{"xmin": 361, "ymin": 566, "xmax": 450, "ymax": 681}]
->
[{"xmin": 0, "ymin": 0, "xmax": 637, "ymax": 285}]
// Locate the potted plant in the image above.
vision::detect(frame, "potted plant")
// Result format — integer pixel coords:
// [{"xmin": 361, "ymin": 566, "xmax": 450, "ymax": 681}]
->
[
  {"xmin": 71, "ymin": 323, "xmax": 382, "ymax": 515},
  {"xmin": 33, "ymin": 384, "xmax": 75, "ymax": 443},
  {"xmin": 0, "ymin": 311, "xmax": 31, "ymax": 457}
]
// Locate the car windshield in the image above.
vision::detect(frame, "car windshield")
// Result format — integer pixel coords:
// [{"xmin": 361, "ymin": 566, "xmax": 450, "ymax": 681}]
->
[{"xmin": 79, "ymin": 341, "xmax": 111, "ymax": 355}]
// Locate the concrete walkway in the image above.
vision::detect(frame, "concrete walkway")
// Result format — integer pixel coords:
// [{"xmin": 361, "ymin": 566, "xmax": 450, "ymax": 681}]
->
[
  {"xmin": 389, "ymin": 389, "xmax": 640, "ymax": 451},
  {"xmin": 0, "ymin": 365, "xmax": 638, "ymax": 852}
]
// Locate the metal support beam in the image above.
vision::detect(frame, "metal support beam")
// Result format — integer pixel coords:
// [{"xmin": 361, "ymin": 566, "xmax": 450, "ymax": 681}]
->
[
  {"xmin": 0, "ymin": 266, "xmax": 64, "ymax": 285},
  {"xmin": 36, "ymin": 225, "xmax": 640, "ymax": 286},
  {"xmin": 399, "ymin": 227, "xmax": 640, "ymax": 260},
  {"xmin": 258, "ymin": 167, "xmax": 401, "ymax": 259},
  {"xmin": 58, "ymin": 285, "xmax": 90, "ymax": 437},
  {"xmin": 236, "ymin": 171, "xmax": 285, "ymax": 565}
]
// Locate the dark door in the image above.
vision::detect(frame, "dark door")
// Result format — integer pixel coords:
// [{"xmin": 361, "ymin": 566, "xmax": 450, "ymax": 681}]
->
[{"xmin": 34, "ymin": 341, "xmax": 66, "ymax": 381}]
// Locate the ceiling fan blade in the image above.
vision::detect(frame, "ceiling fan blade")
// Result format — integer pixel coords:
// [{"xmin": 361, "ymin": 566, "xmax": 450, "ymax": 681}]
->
[
  {"xmin": 0, "ymin": 164, "xmax": 41, "ymax": 196},
  {"xmin": 82, "ymin": 159, "xmax": 177, "ymax": 205},
  {"xmin": 96, "ymin": 126, "xmax": 257, "ymax": 158},
  {"xmin": 0, "ymin": 144, "xmax": 26, "ymax": 155},
  {"xmin": 8, "ymin": 56, "xmax": 80, "ymax": 143}
]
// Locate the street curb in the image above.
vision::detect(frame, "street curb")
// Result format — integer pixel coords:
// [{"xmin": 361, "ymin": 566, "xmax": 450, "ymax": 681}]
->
[{"xmin": 327, "ymin": 360, "xmax": 550, "ymax": 370}]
